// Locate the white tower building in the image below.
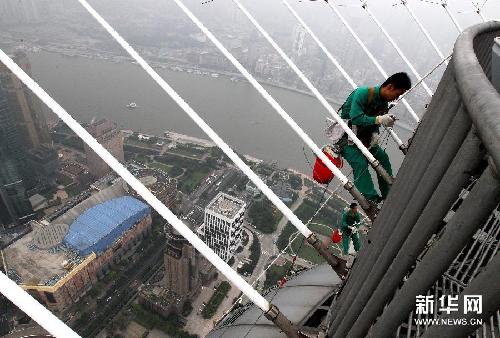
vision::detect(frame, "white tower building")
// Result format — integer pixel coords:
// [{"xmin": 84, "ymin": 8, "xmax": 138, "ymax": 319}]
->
[
  {"xmin": 292, "ymin": 24, "xmax": 307, "ymax": 58},
  {"xmin": 203, "ymin": 192, "xmax": 246, "ymax": 262}
]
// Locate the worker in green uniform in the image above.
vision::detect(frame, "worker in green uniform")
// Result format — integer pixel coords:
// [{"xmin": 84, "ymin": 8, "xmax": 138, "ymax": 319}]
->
[
  {"xmin": 340, "ymin": 72, "xmax": 412, "ymax": 203},
  {"xmin": 341, "ymin": 203, "xmax": 362, "ymax": 256}
]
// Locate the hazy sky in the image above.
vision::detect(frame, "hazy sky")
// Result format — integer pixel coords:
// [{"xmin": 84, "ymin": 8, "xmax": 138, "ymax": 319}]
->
[{"xmin": 80, "ymin": 0, "xmax": 500, "ymax": 75}]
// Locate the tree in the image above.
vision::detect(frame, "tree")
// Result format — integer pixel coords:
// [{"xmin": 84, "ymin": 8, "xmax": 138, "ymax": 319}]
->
[
  {"xmin": 182, "ymin": 300, "xmax": 193, "ymax": 317},
  {"xmin": 237, "ymin": 234, "xmax": 261, "ymax": 275},
  {"xmin": 289, "ymin": 175, "xmax": 303, "ymax": 191},
  {"xmin": 249, "ymin": 200, "xmax": 277, "ymax": 234}
]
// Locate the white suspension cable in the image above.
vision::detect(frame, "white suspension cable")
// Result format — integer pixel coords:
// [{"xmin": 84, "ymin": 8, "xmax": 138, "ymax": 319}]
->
[
  {"xmin": 231, "ymin": 0, "xmax": 394, "ymax": 176},
  {"xmin": 0, "ymin": 47, "xmax": 270, "ymax": 314},
  {"xmin": 278, "ymin": 0, "xmax": 408, "ymax": 154},
  {"xmin": 362, "ymin": 1, "xmax": 434, "ymax": 97},
  {"xmin": 0, "ymin": 271, "xmax": 81, "ymax": 338},
  {"xmin": 441, "ymin": 0, "xmax": 463, "ymax": 32},
  {"xmin": 401, "ymin": 0, "xmax": 448, "ymax": 64},
  {"xmin": 165, "ymin": 0, "xmax": 376, "ymax": 211},
  {"xmin": 324, "ymin": 0, "xmax": 420, "ymax": 124}
]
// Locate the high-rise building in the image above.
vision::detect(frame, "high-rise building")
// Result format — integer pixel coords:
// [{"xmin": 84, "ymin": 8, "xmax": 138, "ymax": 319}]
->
[
  {"xmin": 25, "ymin": 144, "xmax": 59, "ymax": 187},
  {"xmin": 292, "ymin": 24, "xmax": 307, "ymax": 59},
  {"xmin": 0, "ymin": 81, "xmax": 23, "ymax": 160},
  {"xmin": 0, "ymin": 158, "xmax": 33, "ymax": 226},
  {"xmin": 0, "ymin": 0, "xmax": 44, "ymax": 24},
  {"xmin": 0, "ymin": 80, "xmax": 32, "ymax": 226},
  {"xmin": 203, "ymin": 192, "xmax": 246, "ymax": 262},
  {"xmin": 164, "ymin": 229, "xmax": 201, "ymax": 298},
  {"xmin": 0, "ymin": 51, "xmax": 50, "ymax": 150},
  {"xmin": 84, "ymin": 119, "xmax": 124, "ymax": 178}
]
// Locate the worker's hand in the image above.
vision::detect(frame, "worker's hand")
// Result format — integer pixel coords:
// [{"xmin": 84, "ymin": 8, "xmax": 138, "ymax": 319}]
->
[
  {"xmin": 376, "ymin": 114, "xmax": 396, "ymax": 127},
  {"xmin": 349, "ymin": 226, "xmax": 357, "ymax": 233}
]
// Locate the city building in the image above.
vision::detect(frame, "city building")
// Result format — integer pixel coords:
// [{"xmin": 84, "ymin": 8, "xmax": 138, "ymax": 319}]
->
[
  {"xmin": 130, "ymin": 168, "xmax": 178, "ymax": 210},
  {"xmin": 164, "ymin": 229, "xmax": 201, "ymax": 299},
  {"xmin": 3, "ymin": 185, "xmax": 151, "ymax": 312},
  {"xmin": 245, "ymin": 175, "xmax": 266, "ymax": 197},
  {"xmin": 292, "ymin": 24, "xmax": 307, "ymax": 59},
  {"xmin": 0, "ymin": 51, "xmax": 50, "ymax": 150},
  {"xmin": 0, "ymin": 158, "xmax": 33, "ymax": 227},
  {"xmin": 25, "ymin": 144, "xmax": 58, "ymax": 187},
  {"xmin": 0, "ymin": 53, "xmax": 54, "ymax": 207},
  {"xmin": 203, "ymin": 192, "xmax": 246, "ymax": 262},
  {"xmin": 0, "ymin": 85, "xmax": 32, "ymax": 226},
  {"xmin": 271, "ymin": 180, "xmax": 294, "ymax": 204},
  {"xmin": 0, "ymin": 82, "xmax": 24, "ymax": 161},
  {"xmin": 138, "ymin": 285, "xmax": 182, "ymax": 319},
  {"xmin": 84, "ymin": 119, "xmax": 124, "ymax": 178}
]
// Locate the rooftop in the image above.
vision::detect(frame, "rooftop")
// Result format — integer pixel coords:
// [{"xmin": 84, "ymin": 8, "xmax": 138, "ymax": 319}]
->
[
  {"xmin": 207, "ymin": 264, "xmax": 341, "ymax": 338},
  {"xmin": 206, "ymin": 192, "xmax": 246, "ymax": 220},
  {"xmin": 87, "ymin": 118, "xmax": 118, "ymax": 138},
  {"xmin": 3, "ymin": 183, "xmax": 144, "ymax": 286},
  {"xmin": 4, "ymin": 230, "xmax": 85, "ymax": 287},
  {"xmin": 63, "ymin": 196, "xmax": 150, "ymax": 256},
  {"xmin": 27, "ymin": 145, "xmax": 58, "ymax": 162}
]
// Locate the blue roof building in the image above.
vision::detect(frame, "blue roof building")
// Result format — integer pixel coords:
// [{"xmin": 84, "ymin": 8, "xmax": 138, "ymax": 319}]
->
[{"xmin": 63, "ymin": 196, "xmax": 150, "ymax": 256}]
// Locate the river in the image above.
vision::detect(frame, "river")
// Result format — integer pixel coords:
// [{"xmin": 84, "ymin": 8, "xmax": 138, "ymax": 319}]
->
[{"xmin": 28, "ymin": 50, "xmax": 412, "ymax": 176}]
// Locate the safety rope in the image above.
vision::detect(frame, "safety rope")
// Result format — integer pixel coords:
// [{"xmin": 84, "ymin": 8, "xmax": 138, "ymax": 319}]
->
[{"xmin": 394, "ymin": 54, "xmax": 452, "ymax": 107}]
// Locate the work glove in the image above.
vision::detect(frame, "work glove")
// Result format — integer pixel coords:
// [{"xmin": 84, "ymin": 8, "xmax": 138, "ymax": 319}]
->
[
  {"xmin": 349, "ymin": 226, "xmax": 357, "ymax": 234},
  {"xmin": 376, "ymin": 114, "xmax": 396, "ymax": 127}
]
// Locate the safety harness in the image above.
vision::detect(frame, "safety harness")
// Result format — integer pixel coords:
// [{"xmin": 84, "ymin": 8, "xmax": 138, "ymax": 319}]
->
[{"xmin": 314, "ymin": 87, "xmax": 386, "ymax": 185}]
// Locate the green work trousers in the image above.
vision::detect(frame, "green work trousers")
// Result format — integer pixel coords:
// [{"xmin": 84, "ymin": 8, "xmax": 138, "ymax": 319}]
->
[
  {"xmin": 341, "ymin": 144, "xmax": 392, "ymax": 202},
  {"xmin": 342, "ymin": 232, "xmax": 361, "ymax": 255}
]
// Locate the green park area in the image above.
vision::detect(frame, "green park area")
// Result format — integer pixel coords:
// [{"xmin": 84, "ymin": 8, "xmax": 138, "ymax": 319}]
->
[
  {"xmin": 131, "ymin": 304, "xmax": 197, "ymax": 338},
  {"xmin": 202, "ymin": 281, "xmax": 232, "ymax": 319},
  {"xmin": 126, "ymin": 137, "xmax": 158, "ymax": 149},
  {"xmin": 248, "ymin": 199, "xmax": 281, "ymax": 234},
  {"xmin": 264, "ymin": 261, "xmax": 292, "ymax": 289},
  {"xmin": 153, "ymin": 152, "xmax": 218, "ymax": 193},
  {"xmin": 167, "ymin": 143, "xmax": 206, "ymax": 159},
  {"xmin": 149, "ymin": 161, "xmax": 184, "ymax": 177},
  {"xmin": 237, "ymin": 233, "xmax": 261, "ymax": 275},
  {"xmin": 180, "ymin": 168, "xmax": 210, "ymax": 193},
  {"xmin": 276, "ymin": 197, "xmax": 345, "ymax": 264}
]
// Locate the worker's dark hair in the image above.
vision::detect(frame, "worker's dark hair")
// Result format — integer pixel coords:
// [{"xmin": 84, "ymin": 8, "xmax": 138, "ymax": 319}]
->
[
  {"xmin": 382, "ymin": 72, "xmax": 412, "ymax": 90},
  {"xmin": 350, "ymin": 202, "xmax": 357, "ymax": 208}
]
